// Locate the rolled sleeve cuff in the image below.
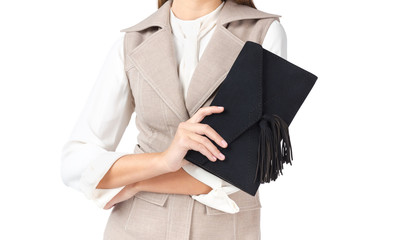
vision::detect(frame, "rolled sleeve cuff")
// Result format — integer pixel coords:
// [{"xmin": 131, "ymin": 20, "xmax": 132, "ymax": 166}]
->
[
  {"xmin": 182, "ymin": 161, "xmax": 241, "ymax": 214},
  {"xmin": 191, "ymin": 187, "xmax": 240, "ymax": 214},
  {"xmin": 79, "ymin": 151, "xmax": 131, "ymax": 209}
]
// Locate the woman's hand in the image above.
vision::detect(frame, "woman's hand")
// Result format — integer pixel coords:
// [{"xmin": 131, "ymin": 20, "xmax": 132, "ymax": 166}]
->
[
  {"xmin": 160, "ymin": 106, "xmax": 228, "ymax": 173},
  {"xmin": 104, "ymin": 182, "xmax": 139, "ymax": 210}
]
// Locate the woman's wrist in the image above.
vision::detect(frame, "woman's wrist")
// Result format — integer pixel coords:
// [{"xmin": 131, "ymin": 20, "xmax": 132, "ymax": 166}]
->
[{"xmin": 154, "ymin": 150, "xmax": 179, "ymax": 173}]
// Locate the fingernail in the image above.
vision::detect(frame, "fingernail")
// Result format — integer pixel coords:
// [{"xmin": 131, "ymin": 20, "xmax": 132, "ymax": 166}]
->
[
  {"xmin": 219, "ymin": 153, "xmax": 225, "ymax": 160},
  {"xmin": 212, "ymin": 156, "xmax": 217, "ymax": 161},
  {"xmin": 221, "ymin": 140, "xmax": 227, "ymax": 147},
  {"xmin": 217, "ymin": 106, "xmax": 224, "ymax": 109}
]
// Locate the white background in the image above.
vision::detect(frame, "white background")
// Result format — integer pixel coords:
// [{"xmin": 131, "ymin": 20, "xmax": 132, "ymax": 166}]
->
[{"xmin": 1, "ymin": 0, "xmax": 393, "ymax": 239}]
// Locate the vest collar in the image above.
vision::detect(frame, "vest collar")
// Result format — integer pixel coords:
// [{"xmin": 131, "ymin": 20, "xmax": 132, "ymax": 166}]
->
[{"xmin": 121, "ymin": 0, "xmax": 281, "ymax": 122}]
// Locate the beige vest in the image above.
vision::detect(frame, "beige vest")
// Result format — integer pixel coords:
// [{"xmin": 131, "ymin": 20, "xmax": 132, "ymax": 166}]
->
[{"xmin": 104, "ymin": 0, "xmax": 280, "ymax": 239}]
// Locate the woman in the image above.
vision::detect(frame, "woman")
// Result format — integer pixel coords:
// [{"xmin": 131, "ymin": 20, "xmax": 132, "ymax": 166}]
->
[{"xmin": 61, "ymin": 0, "xmax": 287, "ymax": 239}]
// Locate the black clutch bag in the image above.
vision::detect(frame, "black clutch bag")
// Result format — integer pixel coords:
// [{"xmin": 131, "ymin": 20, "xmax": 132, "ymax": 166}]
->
[{"xmin": 184, "ymin": 41, "xmax": 318, "ymax": 196}]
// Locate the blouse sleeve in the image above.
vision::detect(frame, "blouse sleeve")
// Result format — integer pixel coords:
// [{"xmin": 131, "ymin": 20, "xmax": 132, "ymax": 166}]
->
[
  {"xmin": 181, "ymin": 19, "xmax": 288, "ymax": 214},
  {"xmin": 61, "ymin": 32, "xmax": 135, "ymax": 209},
  {"xmin": 262, "ymin": 19, "xmax": 287, "ymax": 60}
]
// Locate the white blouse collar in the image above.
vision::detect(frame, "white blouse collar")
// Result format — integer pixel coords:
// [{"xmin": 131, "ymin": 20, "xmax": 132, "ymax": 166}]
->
[{"xmin": 170, "ymin": 1, "xmax": 225, "ymax": 39}]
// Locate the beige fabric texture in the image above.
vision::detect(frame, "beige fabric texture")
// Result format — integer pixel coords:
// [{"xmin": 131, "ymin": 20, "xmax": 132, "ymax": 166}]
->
[{"xmin": 103, "ymin": 0, "xmax": 281, "ymax": 239}]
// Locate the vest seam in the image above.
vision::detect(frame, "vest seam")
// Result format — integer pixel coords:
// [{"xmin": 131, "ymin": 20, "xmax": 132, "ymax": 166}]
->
[
  {"xmin": 123, "ymin": 32, "xmax": 129, "ymax": 72},
  {"xmin": 125, "ymin": 57, "xmax": 136, "ymax": 72}
]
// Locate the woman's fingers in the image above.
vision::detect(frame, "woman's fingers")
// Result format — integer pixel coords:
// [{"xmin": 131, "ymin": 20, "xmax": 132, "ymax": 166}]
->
[
  {"xmin": 161, "ymin": 105, "xmax": 227, "ymax": 170},
  {"xmin": 181, "ymin": 121, "xmax": 227, "ymax": 149},
  {"xmin": 103, "ymin": 184, "xmax": 138, "ymax": 210},
  {"xmin": 187, "ymin": 106, "xmax": 224, "ymax": 124},
  {"xmin": 188, "ymin": 133, "xmax": 225, "ymax": 161},
  {"xmin": 186, "ymin": 136, "xmax": 218, "ymax": 162},
  {"xmin": 182, "ymin": 106, "xmax": 228, "ymax": 162}
]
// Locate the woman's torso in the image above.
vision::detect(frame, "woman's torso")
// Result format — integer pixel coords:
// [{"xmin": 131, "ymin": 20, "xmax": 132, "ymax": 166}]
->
[{"xmin": 104, "ymin": 0, "xmax": 283, "ymax": 239}]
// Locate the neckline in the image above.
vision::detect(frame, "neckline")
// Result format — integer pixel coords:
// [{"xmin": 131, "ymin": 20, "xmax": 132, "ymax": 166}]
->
[{"xmin": 170, "ymin": 1, "xmax": 225, "ymax": 24}]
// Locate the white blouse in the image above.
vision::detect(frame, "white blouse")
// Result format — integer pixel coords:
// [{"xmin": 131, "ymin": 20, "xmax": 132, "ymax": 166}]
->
[{"xmin": 61, "ymin": 3, "xmax": 287, "ymax": 213}]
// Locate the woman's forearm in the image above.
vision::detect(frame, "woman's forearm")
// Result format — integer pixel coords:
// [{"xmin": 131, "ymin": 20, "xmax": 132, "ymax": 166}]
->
[
  {"xmin": 102, "ymin": 165, "xmax": 212, "ymax": 209},
  {"xmin": 135, "ymin": 168, "xmax": 213, "ymax": 195},
  {"xmin": 96, "ymin": 152, "xmax": 169, "ymax": 189}
]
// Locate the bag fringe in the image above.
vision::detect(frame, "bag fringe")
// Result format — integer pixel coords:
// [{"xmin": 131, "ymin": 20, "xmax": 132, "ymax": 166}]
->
[{"xmin": 254, "ymin": 114, "xmax": 293, "ymax": 183}]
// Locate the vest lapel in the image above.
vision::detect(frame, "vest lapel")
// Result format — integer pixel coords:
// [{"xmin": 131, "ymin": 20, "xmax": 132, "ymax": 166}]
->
[
  {"xmin": 184, "ymin": 25, "xmax": 244, "ymax": 117},
  {"xmin": 121, "ymin": 0, "xmax": 280, "ymax": 122},
  {"xmin": 126, "ymin": 28, "xmax": 190, "ymax": 122}
]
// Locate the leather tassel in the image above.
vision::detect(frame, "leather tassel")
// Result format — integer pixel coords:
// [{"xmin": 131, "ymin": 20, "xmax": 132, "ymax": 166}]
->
[{"xmin": 254, "ymin": 114, "xmax": 293, "ymax": 183}]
